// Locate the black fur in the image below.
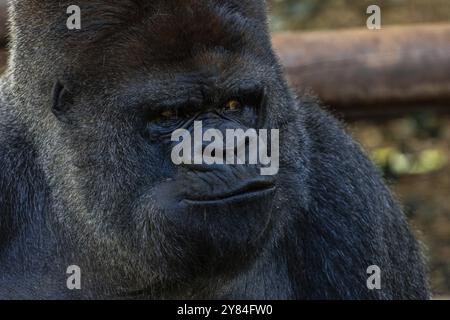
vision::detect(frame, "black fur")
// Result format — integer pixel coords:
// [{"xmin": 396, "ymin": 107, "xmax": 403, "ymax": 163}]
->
[{"xmin": 0, "ymin": 0, "xmax": 428, "ymax": 299}]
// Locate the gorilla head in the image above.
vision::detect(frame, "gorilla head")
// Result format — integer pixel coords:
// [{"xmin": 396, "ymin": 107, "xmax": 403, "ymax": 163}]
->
[
  {"xmin": 0, "ymin": 0, "xmax": 428, "ymax": 299},
  {"xmin": 5, "ymin": 0, "xmax": 303, "ymax": 294}
]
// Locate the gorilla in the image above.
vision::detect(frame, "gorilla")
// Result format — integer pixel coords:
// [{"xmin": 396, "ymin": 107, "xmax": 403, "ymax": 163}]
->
[{"xmin": 0, "ymin": 0, "xmax": 429, "ymax": 299}]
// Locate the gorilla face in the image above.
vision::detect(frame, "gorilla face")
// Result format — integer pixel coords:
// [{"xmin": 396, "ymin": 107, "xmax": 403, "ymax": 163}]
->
[{"xmin": 44, "ymin": 0, "xmax": 298, "ymax": 288}]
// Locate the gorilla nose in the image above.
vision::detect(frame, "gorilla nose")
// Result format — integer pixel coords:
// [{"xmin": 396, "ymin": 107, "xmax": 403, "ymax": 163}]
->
[{"xmin": 189, "ymin": 131, "xmax": 253, "ymax": 166}]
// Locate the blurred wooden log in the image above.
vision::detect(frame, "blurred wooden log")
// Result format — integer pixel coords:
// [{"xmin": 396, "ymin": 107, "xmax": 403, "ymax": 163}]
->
[
  {"xmin": 272, "ymin": 24, "xmax": 450, "ymax": 116},
  {"xmin": 0, "ymin": 1, "xmax": 6, "ymax": 46}
]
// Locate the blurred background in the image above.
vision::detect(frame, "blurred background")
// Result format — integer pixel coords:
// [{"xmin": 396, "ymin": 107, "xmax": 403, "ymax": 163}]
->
[
  {"xmin": 0, "ymin": 0, "xmax": 447, "ymax": 298},
  {"xmin": 269, "ymin": 0, "xmax": 450, "ymax": 298}
]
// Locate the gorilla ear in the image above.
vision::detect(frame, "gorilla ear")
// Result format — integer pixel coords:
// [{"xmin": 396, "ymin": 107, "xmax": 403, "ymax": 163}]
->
[{"xmin": 51, "ymin": 80, "xmax": 74, "ymax": 123}]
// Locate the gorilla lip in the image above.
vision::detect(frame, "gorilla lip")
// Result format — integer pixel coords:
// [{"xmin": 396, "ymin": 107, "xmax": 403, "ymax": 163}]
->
[{"xmin": 182, "ymin": 179, "xmax": 276, "ymax": 204}]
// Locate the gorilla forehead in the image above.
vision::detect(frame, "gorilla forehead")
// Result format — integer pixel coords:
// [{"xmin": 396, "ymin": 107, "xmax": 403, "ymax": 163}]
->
[
  {"xmin": 13, "ymin": 0, "xmax": 268, "ymax": 60},
  {"xmin": 10, "ymin": 0, "xmax": 272, "ymax": 83}
]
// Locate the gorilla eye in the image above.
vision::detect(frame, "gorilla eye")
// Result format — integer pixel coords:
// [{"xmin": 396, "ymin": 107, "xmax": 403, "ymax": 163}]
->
[
  {"xmin": 159, "ymin": 110, "xmax": 178, "ymax": 120},
  {"xmin": 162, "ymin": 110, "xmax": 175, "ymax": 118},
  {"xmin": 225, "ymin": 100, "xmax": 241, "ymax": 111}
]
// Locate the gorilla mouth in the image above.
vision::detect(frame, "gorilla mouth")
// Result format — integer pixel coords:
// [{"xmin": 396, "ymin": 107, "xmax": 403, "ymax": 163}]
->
[{"xmin": 182, "ymin": 179, "xmax": 276, "ymax": 204}]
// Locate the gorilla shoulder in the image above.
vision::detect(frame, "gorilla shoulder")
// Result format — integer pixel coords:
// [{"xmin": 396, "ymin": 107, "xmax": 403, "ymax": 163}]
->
[{"xmin": 288, "ymin": 97, "xmax": 429, "ymax": 299}]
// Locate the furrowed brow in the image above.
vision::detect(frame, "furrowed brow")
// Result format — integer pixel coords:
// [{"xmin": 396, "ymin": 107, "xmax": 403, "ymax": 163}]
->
[{"xmin": 115, "ymin": 80, "xmax": 205, "ymax": 114}]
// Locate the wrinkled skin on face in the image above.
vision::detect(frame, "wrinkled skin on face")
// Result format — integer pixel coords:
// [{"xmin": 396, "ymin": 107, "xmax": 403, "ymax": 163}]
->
[{"xmin": 0, "ymin": 0, "xmax": 429, "ymax": 299}]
